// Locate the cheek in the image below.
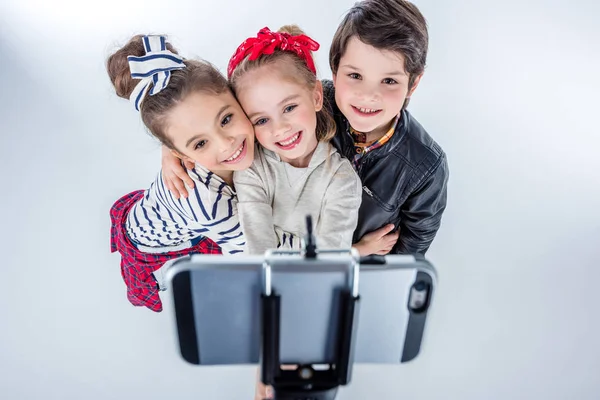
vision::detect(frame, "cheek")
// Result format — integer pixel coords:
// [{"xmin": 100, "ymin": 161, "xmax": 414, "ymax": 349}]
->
[
  {"xmin": 301, "ymin": 106, "xmax": 317, "ymax": 123},
  {"xmin": 254, "ymin": 128, "xmax": 271, "ymax": 145},
  {"xmin": 238, "ymin": 118, "xmax": 254, "ymax": 138},
  {"xmin": 335, "ymin": 81, "xmax": 350, "ymax": 103},
  {"xmin": 383, "ymin": 89, "xmax": 407, "ymax": 108},
  {"xmin": 193, "ymin": 152, "xmax": 217, "ymax": 168}
]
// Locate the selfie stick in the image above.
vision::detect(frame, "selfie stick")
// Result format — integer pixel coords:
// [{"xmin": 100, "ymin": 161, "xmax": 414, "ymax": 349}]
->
[{"xmin": 260, "ymin": 216, "xmax": 360, "ymax": 400}]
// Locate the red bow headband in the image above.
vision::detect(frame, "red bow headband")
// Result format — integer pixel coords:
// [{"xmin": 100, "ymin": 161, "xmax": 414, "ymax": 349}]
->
[{"xmin": 227, "ymin": 27, "xmax": 320, "ymax": 79}]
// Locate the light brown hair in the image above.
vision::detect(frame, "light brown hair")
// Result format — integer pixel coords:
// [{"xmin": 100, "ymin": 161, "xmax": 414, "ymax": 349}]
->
[{"xmin": 107, "ymin": 34, "xmax": 230, "ymax": 149}]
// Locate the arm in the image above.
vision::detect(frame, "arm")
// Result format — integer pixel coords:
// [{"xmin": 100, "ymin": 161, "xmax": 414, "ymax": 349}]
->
[
  {"xmin": 316, "ymin": 161, "xmax": 363, "ymax": 250},
  {"xmin": 161, "ymin": 145, "xmax": 195, "ymax": 199},
  {"xmin": 393, "ymin": 153, "xmax": 449, "ymax": 255}
]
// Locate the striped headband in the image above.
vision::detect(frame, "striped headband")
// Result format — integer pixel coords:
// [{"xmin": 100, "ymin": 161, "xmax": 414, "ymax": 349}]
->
[{"xmin": 127, "ymin": 35, "xmax": 186, "ymax": 111}]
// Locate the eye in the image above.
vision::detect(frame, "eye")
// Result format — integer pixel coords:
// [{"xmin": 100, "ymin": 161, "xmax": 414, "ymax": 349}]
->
[
  {"xmin": 195, "ymin": 140, "xmax": 207, "ymax": 150},
  {"xmin": 348, "ymin": 73, "xmax": 361, "ymax": 80},
  {"xmin": 254, "ymin": 118, "xmax": 268, "ymax": 126},
  {"xmin": 382, "ymin": 78, "xmax": 398, "ymax": 85},
  {"xmin": 221, "ymin": 113, "xmax": 233, "ymax": 127},
  {"xmin": 283, "ymin": 104, "xmax": 297, "ymax": 113}
]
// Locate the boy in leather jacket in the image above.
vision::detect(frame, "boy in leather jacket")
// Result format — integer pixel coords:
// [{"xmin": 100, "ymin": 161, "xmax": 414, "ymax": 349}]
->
[{"xmin": 324, "ymin": 0, "xmax": 449, "ymax": 255}]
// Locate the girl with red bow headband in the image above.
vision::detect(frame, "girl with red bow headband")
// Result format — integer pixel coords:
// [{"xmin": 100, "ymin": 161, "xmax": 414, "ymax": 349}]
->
[{"xmin": 226, "ymin": 25, "xmax": 362, "ymax": 255}]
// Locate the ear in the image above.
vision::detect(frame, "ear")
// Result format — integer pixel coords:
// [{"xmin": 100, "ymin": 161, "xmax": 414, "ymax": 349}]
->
[
  {"xmin": 407, "ymin": 73, "xmax": 423, "ymax": 98},
  {"xmin": 332, "ymin": 72, "xmax": 337, "ymax": 87},
  {"xmin": 313, "ymin": 80, "xmax": 324, "ymax": 112}
]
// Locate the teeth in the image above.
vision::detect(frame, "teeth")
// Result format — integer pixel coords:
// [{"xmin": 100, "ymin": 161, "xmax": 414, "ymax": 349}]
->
[
  {"xmin": 278, "ymin": 132, "xmax": 300, "ymax": 146},
  {"xmin": 225, "ymin": 144, "xmax": 243, "ymax": 161},
  {"xmin": 358, "ymin": 107, "xmax": 378, "ymax": 114}
]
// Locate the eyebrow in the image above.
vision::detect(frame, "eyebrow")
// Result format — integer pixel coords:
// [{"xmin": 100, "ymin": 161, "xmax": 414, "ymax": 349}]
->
[
  {"xmin": 185, "ymin": 134, "xmax": 202, "ymax": 148},
  {"xmin": 184, "ymin": 104, "xmax": 232, "ymax": 148},
  {"xmin": 247, "ymin": 94, "xmax": 301, "ymax": 120},
  {"xmin": 340, "ymin": 64, "xmax": 406, "ymax": 76},
  {"xmin": 214, "ymin": 104, "xmax": 232, "ymax": 125}
]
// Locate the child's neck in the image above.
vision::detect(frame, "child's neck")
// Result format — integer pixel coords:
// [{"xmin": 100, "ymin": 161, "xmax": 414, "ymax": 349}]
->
[
  {"xmin": 352, "ymin": 117, "xmax": 397, "ymax": 144},
  {"xmin": 285, "ymin": 148, "xmax": 316, "ymax": 168},
  {"xmin": 282, "ymin": 139, "xmax": 319, "ymax": 169},
  {"xmin": 213, "ymin": 170, "xmax": 234, "ymax": 187},
  {"xmin": 282, "ymin": 142, "xmax": 318, "ymax": 168}
]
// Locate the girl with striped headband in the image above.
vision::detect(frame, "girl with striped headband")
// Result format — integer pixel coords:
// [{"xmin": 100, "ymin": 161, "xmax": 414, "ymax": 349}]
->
[{"xmin": 107, "ymin": 35, "xmax": 256, "ymax": 312}]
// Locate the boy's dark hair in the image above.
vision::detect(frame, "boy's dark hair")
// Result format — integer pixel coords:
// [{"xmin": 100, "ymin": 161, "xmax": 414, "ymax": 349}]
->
[{"xmin": 329, "ymin": 0, "xmax": 428, "ymax": 90}]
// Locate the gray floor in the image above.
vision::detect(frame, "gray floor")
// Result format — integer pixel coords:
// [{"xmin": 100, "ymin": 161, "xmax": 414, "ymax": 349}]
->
[{"xmin": 1, "ymin": 0, "xmax": 599, "ymax": 399}]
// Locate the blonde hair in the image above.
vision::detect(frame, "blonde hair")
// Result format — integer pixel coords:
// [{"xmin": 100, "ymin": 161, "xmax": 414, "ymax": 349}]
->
[{"xmin": 229, "ymin": 25, "xmax": 336, "ymax": 142}]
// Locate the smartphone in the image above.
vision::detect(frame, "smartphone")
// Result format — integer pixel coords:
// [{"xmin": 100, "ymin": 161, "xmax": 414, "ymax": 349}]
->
[{"xmin": 167, "ymin": 253, "xmax": 436, "ymax": 365}]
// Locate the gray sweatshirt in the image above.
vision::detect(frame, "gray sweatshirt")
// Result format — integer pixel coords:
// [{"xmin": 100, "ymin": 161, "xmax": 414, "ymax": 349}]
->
[{"xmin": 233, "ymin": 141, "xmax": 362, "ymax": 255}]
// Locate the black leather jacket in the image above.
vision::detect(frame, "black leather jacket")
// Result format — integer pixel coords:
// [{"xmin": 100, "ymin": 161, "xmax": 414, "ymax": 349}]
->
[{"xmin": 323, "ymin": 80, "xmax": 449, "ymax": 255}]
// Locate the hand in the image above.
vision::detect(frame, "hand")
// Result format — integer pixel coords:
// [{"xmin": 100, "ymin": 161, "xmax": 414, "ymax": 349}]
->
[
  {"xmin": 254, "ymin": 382, "xmax": 273, "ymax": 400},
  {"xmin": 254, "ymin": 368, "xmax": 273, "ymax": 400},
  {"xmin": 353, "ymin": 224, "xmax": 399, "ymax": 256},
  {"xmin": 161, "ymin": 145, "xmax": 195, "ymax": 199}
]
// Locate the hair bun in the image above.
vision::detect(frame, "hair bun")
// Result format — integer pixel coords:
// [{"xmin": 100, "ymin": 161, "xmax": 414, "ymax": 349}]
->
[
  {"xmin": 277, "ymin": 24, "xmax": 306, "ymax": 37},
  {"xmin": 107, "ymin": 34, "xmax": 179, "ymax": 100}
]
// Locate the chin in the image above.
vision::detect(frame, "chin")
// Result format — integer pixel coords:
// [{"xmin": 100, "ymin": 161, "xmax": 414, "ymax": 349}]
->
[
  {"xmin": 348, "ymin": 119, "xmax": 378, "ymax": 133},
  {"xmin": 241, "ymin": 159, "xmax": 253, "ymax": 169},
  {"xmin": 274, "ymin": 149, "xmax": 300, "ymax": 161}
]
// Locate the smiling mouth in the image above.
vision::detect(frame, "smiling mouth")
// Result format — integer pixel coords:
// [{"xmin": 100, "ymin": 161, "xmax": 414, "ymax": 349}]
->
[
  {"xmin": 275, "ymin": 131, "xmax": 302, "ymax": 149},
  {"xmin": 223, "ymin": 139, "xmax": 246, "ymax": 164},
  {"xmin": 352, "ymin": 105, "xmax": 382, "ymax": 116}
]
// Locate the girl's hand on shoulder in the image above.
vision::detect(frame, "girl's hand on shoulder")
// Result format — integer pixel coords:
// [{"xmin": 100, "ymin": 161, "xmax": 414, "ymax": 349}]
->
[{"xmin": 161, "ymin": 145, "xmax": 195, "ymax": 199}]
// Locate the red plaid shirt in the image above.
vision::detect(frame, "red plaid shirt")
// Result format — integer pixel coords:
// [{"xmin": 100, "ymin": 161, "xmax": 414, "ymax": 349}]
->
[{"xmin": 110, "ymin": 190, "xmax": 221, "ymax": 312}]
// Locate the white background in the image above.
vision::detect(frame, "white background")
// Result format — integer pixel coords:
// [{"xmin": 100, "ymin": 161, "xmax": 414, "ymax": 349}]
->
[{"xmin": 1, "ymin": 0, "xmax": 599, "ymax": 399}]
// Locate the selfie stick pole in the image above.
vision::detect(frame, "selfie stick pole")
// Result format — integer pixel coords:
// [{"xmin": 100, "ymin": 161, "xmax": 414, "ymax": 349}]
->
[{"xmin": 260, "ymin": 217, "xmax": 360, "ymax": 400}]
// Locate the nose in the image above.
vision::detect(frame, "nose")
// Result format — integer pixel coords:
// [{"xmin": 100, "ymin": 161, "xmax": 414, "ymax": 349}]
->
[
  {"xmin": 216, "ymin": 133, "xmax": 236, "ymax": 153},
  {"xmin": 356, "ymin": 84, "xmax": 381, "ymax": 103}
]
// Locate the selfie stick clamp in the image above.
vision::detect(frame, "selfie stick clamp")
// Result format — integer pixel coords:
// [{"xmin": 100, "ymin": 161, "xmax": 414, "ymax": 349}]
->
[{"xmin": 260, "ymin": 216, "xmax": 360, "ymax": 400}]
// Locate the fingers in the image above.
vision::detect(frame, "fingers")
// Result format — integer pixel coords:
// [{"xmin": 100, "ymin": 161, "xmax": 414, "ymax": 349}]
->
[
  {"xmin": 254, "ymin": 370, "xmax": 273, "ymax": 400},
  {"xmin": 162, "ymin": 169, "xmax": 188, "ymax": 199},
  {"xmin": 173, "ymin": 178, "xmax": 189, "ymax": 199},
  {"xmin": 169, "ymin": 159, "xmax": 194, "ymax": 189},
  {"xmin": 387, "ymin": 232, "xmax": 400, "ymax": 241},
  {"xmin": 376, "ymin": 230, "xmax": 398, "ymax": 255},
  {"xmin": 375, "ymin": 224, "xmax": 395, "ymax": 238},
  {"xmin": 261, "ymin": 384, "xmax": 274, "ymax": 399},
  {"xmin": 184, "ymin": 159, "xmax": 195, "ymax": 170},
  {"xmin": 361, "ymin": 224, "xmax": 394, "ymax": 241},
  {"xmin": 254, "ymin": 384, "xmax": 272, "ymax": 400},
  {"xmin": 375, "ymin": 245, "xmax": 395, "ymax": 255},
  {"xmin": 175, "ymin": 168, "xmax": 195, "ymax": 189},
  {"xmin": 162, "ymin": 173, "xmax": 179, "ymax": 200}
]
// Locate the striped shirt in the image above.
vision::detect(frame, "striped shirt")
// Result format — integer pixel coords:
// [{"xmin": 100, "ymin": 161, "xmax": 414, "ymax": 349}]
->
[{"xmin": 126, "ymin": 165, "xmax": 245, "ymax": 255}]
